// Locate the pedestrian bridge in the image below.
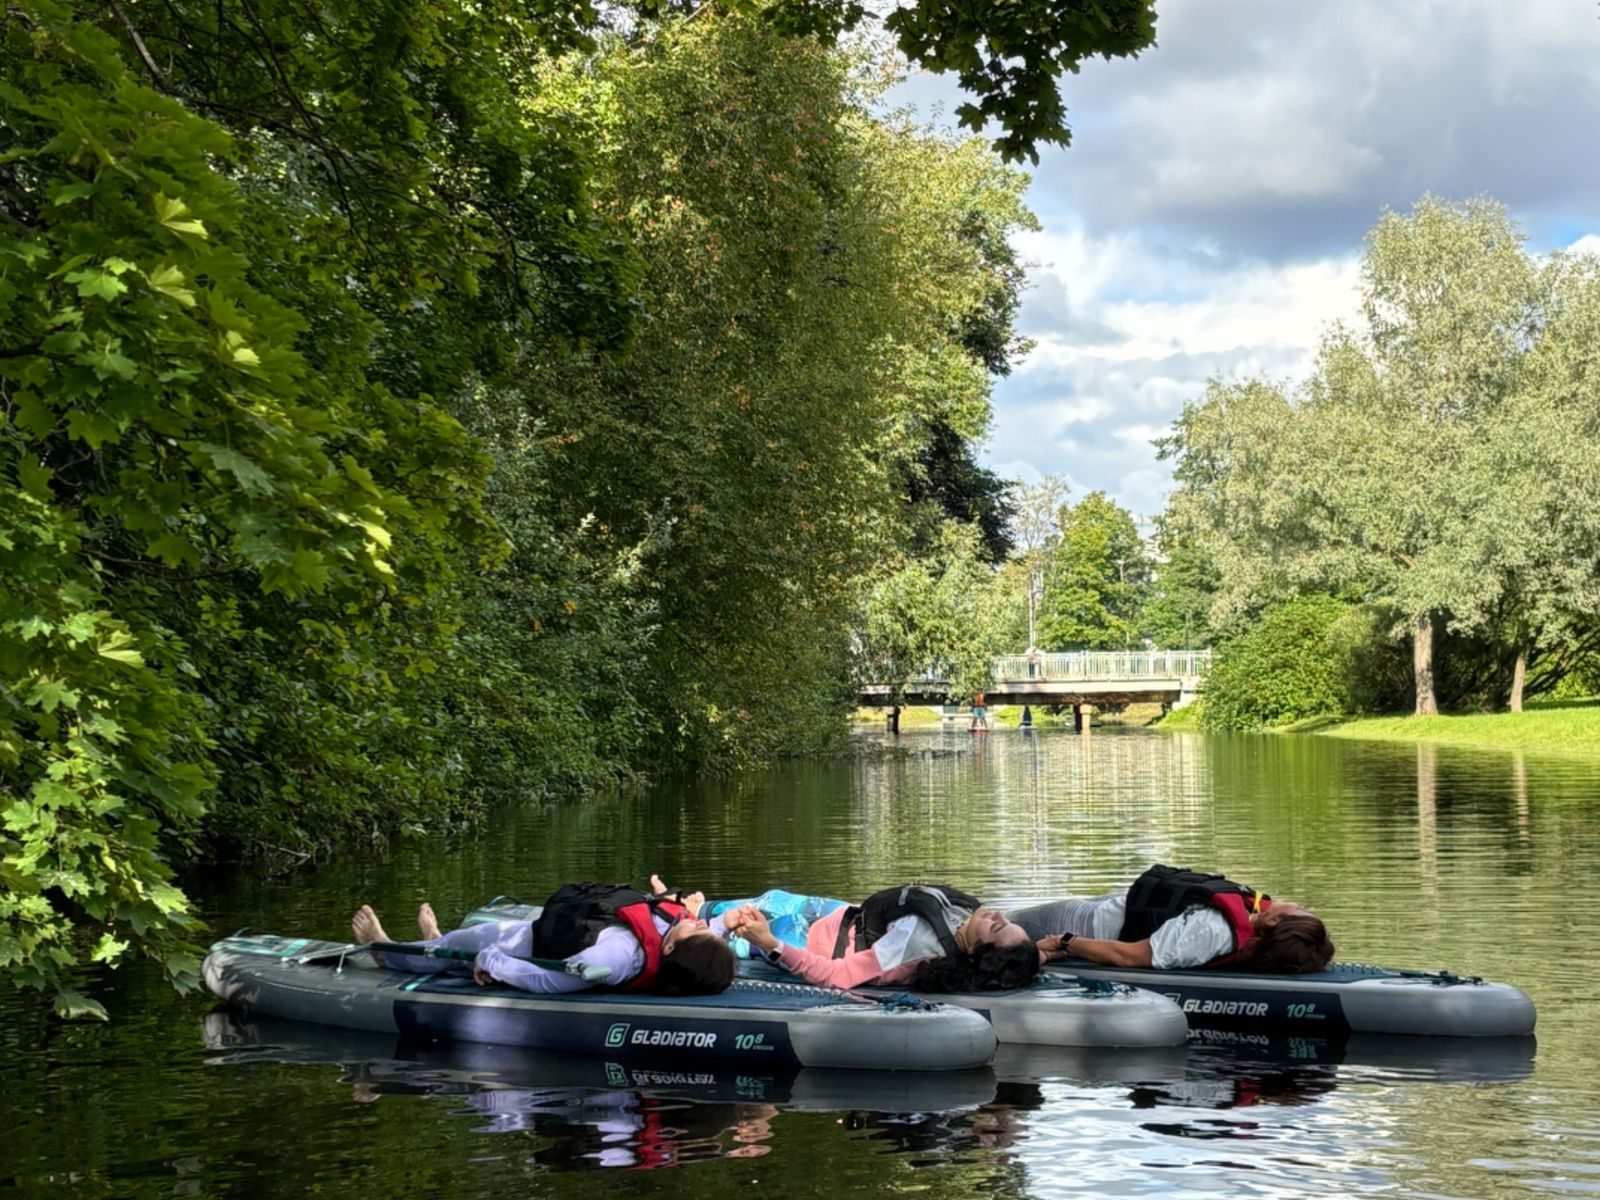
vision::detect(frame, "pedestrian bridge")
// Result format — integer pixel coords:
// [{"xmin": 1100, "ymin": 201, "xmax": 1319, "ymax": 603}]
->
[{"xmin": 858, "ymin": 649, "xmax": 1211, "ymax": 708}]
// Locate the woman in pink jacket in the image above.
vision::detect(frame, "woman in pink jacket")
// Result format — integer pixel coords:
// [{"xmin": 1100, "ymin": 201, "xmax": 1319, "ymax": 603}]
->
[{"xmin": 721, "ymin": 884, "xmax": 1040, "ymax": 993}]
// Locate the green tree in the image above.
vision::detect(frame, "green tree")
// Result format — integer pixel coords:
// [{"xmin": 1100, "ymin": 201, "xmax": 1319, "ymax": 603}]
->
[
  {"xmin": 1139, "ymin": 509, "xmax": 1220, "ymax": 649},
  {"xmin": 1165, "ymin": 198, "xmax": 1548, "ymax": 714},
  {"xmin": 1, "ymin": 5, "xmax": 487, "ymax": 1013},
  {"xmin": 1009, "ymin": 474, "xmax": 1068, "ymax": 649},
  {"xmin": 857, "ymin": 525, "xmax": 1018, "ymax": 702},
  {"xmin": 513, "ymin": 20, "xmax": 1036, "ymax": 769},
  {"xmin": 1037, "ymin": 491, "xmax": 1150, "ymax": 650},
  {"xmin": 1201, "ymin": 596, "xmax": 1407, "ymax": 730},
  {"xmin": 1461, "ymin": 252, "xmax": 1600, "ymax": 709}
]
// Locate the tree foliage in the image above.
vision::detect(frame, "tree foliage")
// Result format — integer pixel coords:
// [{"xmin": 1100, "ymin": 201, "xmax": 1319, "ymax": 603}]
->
[
  {"xmin": 1, "ymin": 3, "xmax": 490, "ymax": 1014},
  {"xmin": 1202, "ymin": 597, "xmax": 1407, "ymax": 731},
  {"xmin": 857, "ymin": 525, "xmax": 1019, "ymax": 702},
  {"xmin": 1162, "ymin": 196, "xmax": 1600, "ymax": 716},
  {"xmin": 2, "ymin": 2, "xmax": 1041, "ymax": 1013},
  {"xmin": 1036, "ymin": 490, "xmax": 1149, "ymax": 650}
]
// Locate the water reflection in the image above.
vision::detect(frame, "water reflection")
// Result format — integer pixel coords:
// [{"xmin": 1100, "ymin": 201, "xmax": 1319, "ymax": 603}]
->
[
  {"xmin": 7, "ymin": 728, "xmax": 1600, "ymax": 1199},
  {"xmin": 202, "ymin": 1012, "xmax": 1000, "ymax": 1171},
  {"xmin": 200, "ymin": 1010, "xmax": 1540, "ymax": 1177}
]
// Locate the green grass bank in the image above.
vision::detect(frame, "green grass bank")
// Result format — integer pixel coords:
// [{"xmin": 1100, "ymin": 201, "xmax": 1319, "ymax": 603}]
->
[{"xmin": 1283, "ymin": 698, "xmax": 1600, "ymax": 756}]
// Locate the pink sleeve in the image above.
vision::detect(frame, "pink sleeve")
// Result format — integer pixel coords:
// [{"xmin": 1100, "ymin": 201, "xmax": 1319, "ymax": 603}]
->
[
  {"xmin": 774, "ymin": 908, "xmax": 930, "ymax": 988},
  {"xmin": 775, "ymin": 940, "xmax": 907, "ymax": 988}
]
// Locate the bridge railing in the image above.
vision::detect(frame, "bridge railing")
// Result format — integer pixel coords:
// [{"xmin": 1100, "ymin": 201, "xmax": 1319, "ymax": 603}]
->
[
  {"xmin": 884, "ymin": 650, "xmax": 1211, "ymax": 690},
  {"xmin": 989, "ymin": 649, "xmax": 1212, "ymax": 682}
]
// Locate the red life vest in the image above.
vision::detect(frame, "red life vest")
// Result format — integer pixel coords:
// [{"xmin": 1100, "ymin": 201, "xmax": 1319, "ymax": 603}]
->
[
  {"xmin": 611, "ymin": 897, "xmax": 689, "ymax": 992},
  {"xmin": 531, "ymin": 882, "xmax": 690, "ymax": 991},
  {"xmin": 1203, "ymin": 890, "xmax": 1270, "ymax": 968}
]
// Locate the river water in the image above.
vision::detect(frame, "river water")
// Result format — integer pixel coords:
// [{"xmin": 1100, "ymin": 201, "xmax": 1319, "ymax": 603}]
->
[{"xmin": 6, "ymin": 725, "xmax": 1600, "ymax": 1198}]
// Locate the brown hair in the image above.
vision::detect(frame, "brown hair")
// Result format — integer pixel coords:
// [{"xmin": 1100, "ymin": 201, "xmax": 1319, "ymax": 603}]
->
[
  {"xmin": 1239, "ymin": 913, "xmax": 1335, "ymax": 974},
  {"xmin": 654, "ymin": 936, "xmax": 736, "ymax": 995}
]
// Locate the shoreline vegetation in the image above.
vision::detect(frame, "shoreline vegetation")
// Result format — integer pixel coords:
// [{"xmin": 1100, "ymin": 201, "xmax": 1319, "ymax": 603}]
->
[{"xmin": 1153, "ymin": 697, "xmax": 1600, "ymax": 757}]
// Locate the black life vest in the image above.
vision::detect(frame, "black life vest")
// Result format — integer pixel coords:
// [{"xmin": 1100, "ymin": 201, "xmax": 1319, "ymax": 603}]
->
[
  {"xmin": 530, "ymin": 882, "xmax": 690, "ymax": 991},
  {"xmin": 1119, "ymin": 865, "xmax": 1270, "ymax": 966},
  {"xmin": 831, "ymin": 883, "xmax": 982, "ymax": 960}
]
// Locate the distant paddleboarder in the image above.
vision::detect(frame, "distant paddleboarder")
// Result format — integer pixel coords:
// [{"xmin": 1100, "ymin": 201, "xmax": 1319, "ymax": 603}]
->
[{"xmin": 969, "ymin": 691, "xmax": 988, "ymax": 732}]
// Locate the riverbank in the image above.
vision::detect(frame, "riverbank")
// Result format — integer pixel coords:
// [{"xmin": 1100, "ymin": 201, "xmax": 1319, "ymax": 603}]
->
[{"xmin": 1282, "ymin": 698, "xmax": 1600, "ymax": 756}]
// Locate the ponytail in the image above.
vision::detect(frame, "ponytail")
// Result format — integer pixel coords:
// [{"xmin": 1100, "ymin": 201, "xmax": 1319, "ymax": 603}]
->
[{"xmin": 1239, "ymin": 913, "xmax": 1334, "ymax": 974}]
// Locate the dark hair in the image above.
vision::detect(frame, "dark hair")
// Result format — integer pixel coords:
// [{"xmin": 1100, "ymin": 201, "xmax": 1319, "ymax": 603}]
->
[
  {"xmin": 1239, "ymin": 913, "xmax": 1335, "ymax": 974},
  {"xmin": 654, "ymin": 936, "xmax": 735, "ymax": 995},
  {"xmin": 910, "ymin": 941, "xmax": 1041, "ymax": 993}
]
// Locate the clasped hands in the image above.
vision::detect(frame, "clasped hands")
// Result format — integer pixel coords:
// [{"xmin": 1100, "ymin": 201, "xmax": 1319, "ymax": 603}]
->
[
  {"xmin": 721, "ymin": 904, "xmax": 779, "ymax": 953},
  {"xmin": 1034, "ymin": 933, "xmax": 1071, "ymax": 962}
]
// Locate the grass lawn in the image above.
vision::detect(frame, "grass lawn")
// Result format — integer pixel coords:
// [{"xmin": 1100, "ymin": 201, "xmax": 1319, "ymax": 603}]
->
[
  {"xmin": 1291, "ymin": 697, "xmax": 1600, "ymax": 755},
  {"xmin": 1151, "ymin": 700, "xmax": 1204, "ymax": 729},
  {"xmin": 852, "ymin": 705, "xmax": 948, "ymax": 728}
]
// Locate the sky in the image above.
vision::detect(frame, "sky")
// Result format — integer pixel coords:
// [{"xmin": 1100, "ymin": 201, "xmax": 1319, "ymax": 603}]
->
[{"xmin": 897, "ymin": 0, "xmax": 1600, "ymax": 518}]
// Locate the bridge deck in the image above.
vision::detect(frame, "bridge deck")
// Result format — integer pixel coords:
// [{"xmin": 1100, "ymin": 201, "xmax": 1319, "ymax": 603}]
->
[{"xmin": 857, "ymin": 650, "xmax": 1210, "ymax": 708}]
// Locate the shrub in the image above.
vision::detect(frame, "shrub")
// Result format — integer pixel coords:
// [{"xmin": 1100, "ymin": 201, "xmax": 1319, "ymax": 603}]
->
[{"xmin": 1202, "ymin": 597, "xmax": 1407, "ymax": 730}]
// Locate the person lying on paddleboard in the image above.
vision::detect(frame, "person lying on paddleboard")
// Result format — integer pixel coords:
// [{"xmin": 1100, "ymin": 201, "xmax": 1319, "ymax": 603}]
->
[
  {"xmin": 711, "ymin": 884, "xmax": 1041, "ymax": 992},
  {"xmin": 1009, "ymin": 865, "xmax": 1335, "ymax": 973},
  {"xmin": 351, "ymin": 875, "xmax": 736, "ymax": 996}
]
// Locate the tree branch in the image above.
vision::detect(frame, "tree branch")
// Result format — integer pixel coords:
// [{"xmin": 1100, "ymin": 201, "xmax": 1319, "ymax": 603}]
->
[{"xmin": 105, "ymin": 0, "xmax": 172, "ymax": 91}]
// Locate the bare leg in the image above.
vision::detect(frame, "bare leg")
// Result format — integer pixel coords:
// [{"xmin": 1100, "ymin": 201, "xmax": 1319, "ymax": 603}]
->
[
  {"xmin": 418, "ymin": 902, "xmax": 442, "ymax": 941},
  {"xmin": 351, "ymin": 904, "xmax": 391, "ymax": 946}
]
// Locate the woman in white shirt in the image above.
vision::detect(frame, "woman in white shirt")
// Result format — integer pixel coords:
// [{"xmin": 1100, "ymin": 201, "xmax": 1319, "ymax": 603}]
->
[{"xmin": 1010, "ymin": 865, "xmax": 1335, "ymax": 974}]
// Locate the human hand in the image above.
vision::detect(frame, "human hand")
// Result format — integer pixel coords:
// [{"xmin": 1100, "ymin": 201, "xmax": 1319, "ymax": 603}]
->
[
  {"xmin": 730, "ymin": 906, "xmax": 776, "ymax": 951},
  {"xmin": 650, "ymin": 873, "xmax": 670, "ymax": 895},
  {"xmin": 683, "ymin": 890, "xmax": 705, "ymax": 916},
  {"xmin": 1035, "ymin": 934, "xmax": 1063, "ymax": 954},
  {"xmin": 473, "ymin": 965, "xmax": 493, "ymax": 986}
]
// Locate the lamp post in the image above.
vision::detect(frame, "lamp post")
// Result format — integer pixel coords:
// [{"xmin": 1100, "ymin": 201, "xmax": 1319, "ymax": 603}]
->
[{"xmin": 1027, "ymin": 566, "xmax": 1043, "ymax": 652}]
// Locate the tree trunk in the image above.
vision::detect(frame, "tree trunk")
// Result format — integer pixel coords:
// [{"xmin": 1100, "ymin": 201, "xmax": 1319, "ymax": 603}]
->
[
  {"xmin": 1509, "ymin": 647, "xmax": 1527, "ymax": 713},
  {"xmin": 1413, "ymin": 611, "xmax": 1438, "ymax": 716}
]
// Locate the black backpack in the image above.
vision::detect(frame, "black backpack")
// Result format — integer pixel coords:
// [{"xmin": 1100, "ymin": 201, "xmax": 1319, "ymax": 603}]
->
[
  {"xmin": 531, "ymin": 882, "xmax": 666, "ymax": 959},
  {"xmin": 1118, "ymin": 865, "xmax": 1264, "ymax": 941},
  {"xmin": 831, "ymin": 883, "xmax": 982, "ymax": 959}
]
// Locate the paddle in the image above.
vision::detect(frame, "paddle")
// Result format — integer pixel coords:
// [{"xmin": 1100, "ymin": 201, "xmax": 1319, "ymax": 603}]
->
[{"xmin": 365, "ymin": 941, "xmax": 613, "ymax": 983}]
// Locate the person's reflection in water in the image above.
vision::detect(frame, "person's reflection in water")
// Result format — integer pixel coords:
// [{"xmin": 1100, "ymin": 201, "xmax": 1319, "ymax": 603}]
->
[
  {"xmin": 844, "ymin": 1083, "xmax": 1045, "ymax": 1162},
  {"xmin": 346, "ymin": 1068, "xmax": 778, "ymax": 1170},
  {"xmin": 1127, "ymin": 1038, "xmax": 1340, "ymax": 1141}
]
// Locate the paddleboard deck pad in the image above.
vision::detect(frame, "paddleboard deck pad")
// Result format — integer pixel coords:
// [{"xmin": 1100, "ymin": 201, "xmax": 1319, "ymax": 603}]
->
[
  {"xmin": 203, "ymin": 933, "xmax": 997, "ymax": 1071},
  {"xmin": 463, "ymin": 901, "xmax": 1188, "ymax": 1049},
  {"xmin": 1042, "ymin": 959, "xmax": 1535, "ymax": 1037}
]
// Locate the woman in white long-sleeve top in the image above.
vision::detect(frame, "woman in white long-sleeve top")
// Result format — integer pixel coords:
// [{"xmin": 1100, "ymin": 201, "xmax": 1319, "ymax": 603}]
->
[{"xmin": 351, "ymin": 875, "xmax": 736, "ymax": 996}]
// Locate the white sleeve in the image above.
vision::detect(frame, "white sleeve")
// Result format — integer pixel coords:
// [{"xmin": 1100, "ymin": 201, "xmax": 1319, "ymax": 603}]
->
[
  {"xmin": 866, "ymin": 915, "xmax": 920, "ymax": 971},
  {"xmin": 1148, "ymin": 906, "xmax": 1237, "ymax": 969},
  {"xmin": 476, "ymin": 925, "xmax": 646, "ymax": 992}
]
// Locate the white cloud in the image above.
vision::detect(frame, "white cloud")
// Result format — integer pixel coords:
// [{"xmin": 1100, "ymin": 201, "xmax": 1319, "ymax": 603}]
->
[{"xmin": 940, "ymin": 0, "xmax": 1600, "ymax": 517}]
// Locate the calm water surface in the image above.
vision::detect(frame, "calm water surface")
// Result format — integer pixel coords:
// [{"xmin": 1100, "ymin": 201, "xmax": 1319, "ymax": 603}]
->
[{"xmin": 7, "ymin": 726, "xmax": 1600, "ymax": 1198}]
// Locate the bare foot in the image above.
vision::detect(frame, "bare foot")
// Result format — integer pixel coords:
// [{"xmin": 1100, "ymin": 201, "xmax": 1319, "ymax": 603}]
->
[
  {"xmin": 418, "ymin": 902, "xmax": 442, "ymax": 941},
  {"xmin": 351, "ymin": 904, "xmax": 391, "ymax": 946}
]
